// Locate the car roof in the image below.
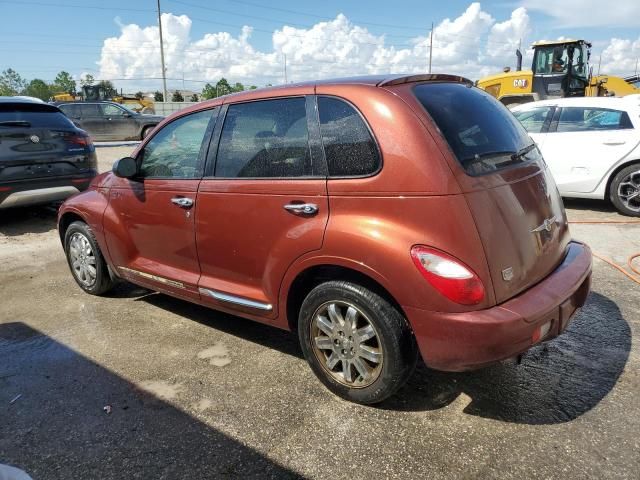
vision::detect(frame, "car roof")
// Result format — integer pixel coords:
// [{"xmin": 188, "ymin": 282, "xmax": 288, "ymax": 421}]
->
[
  {"xmin": 0, "ymin": 96, "xmax": 46, "ymax": 104},
  {"xmin": 512, "ymin": 96, "xmax": 640, "ymax": 112},
  {"xmin": 171, "ymin": 73, "xmax": 472, "ymax": 117}
]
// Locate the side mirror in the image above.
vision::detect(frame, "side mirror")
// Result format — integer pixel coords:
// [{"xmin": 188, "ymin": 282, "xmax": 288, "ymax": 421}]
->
[{"xmin": 112, "ymin": 157, "xmax": 138, "ymax": 178}]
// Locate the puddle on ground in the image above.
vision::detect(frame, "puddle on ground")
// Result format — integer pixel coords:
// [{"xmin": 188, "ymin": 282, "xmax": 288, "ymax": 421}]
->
[{"xmin": 197, "ymin": 342, "xmax": 231, "ymax": 367}]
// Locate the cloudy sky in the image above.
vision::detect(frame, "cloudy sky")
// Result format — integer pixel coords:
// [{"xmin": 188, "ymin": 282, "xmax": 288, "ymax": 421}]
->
[{"xmin": 2, "ymin": 0, "xmax": 639, "ymax": 92}]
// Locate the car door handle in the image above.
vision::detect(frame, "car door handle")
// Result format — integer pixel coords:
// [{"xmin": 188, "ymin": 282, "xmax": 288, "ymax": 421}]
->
[
  {"xmin": 603, "ymin": 140, "xmax": 626, "ymax": 145},
  {"xmin": 283, "ymin": 203, "xmax": 318, "ymax": 215},
  {"xmin": 171, "ymin": 197, "xmax": 194, "ymax": 208}
]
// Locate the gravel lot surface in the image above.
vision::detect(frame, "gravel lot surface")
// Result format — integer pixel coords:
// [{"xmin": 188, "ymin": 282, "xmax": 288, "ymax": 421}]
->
[{"xmin": 1, "ymin": 146, "xmax": 638, "ymax": 479}]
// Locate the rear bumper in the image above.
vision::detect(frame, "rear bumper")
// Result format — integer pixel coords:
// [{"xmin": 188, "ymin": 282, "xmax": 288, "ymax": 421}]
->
[
  {"xmin": 406, "ymin": 241, "xmax": 592, "ymax": 372},
  {"xmin": 0, "ymin": 173, "xmax": 95, "ymax": 209}
]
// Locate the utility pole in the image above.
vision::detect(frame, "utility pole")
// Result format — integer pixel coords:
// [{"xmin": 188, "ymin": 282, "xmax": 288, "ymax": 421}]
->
[
  {"xmin": 157, "ymin": 0, "xmax": 168, "ymax": 102},
  {"xmin": 635, "ymin": 58, "xmax": 638, "ymax": 76},
  {"xmin": 284, "ymin": 54, "xmax": 288, "ymax": 84},
  {"xmin": 597, "ymin": 53, "xmax": 602, "ymax": 76},
  {"xmin": 428, "ymin": 22, "xmax": 434, "ymax": 74}
]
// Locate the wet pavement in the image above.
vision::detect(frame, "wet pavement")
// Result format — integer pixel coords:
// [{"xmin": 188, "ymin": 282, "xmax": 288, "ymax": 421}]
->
[{"xmin": 0, "ymin": 148, "xmax": 639, "ymax": 479}]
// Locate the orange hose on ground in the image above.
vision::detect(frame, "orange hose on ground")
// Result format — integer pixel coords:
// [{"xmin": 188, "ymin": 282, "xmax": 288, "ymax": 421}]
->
[{"xmin": 568, "ymin": 220, "xmax": 640, "ymax": 285}]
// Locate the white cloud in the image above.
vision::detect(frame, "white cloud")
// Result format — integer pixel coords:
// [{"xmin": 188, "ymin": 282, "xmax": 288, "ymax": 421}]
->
[
  {"xmin": 521, "ymin": 0, "xmax": 640, "ymax": 28},
  {"xmin": 599, "ymin": 37, "xmax": 640, "ymax": 77},
  {"xmin": 95, "ymin": 3, "xmax": 639, "ymax": 93},
  {"xmin": 97, "ymin": 5, "xmax": 534, "ymax": 90}
]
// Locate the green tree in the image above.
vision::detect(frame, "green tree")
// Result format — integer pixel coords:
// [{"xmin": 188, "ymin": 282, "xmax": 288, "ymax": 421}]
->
[
  {"xmin": 23, "ymin": 79, "xmax": 52, "ymax": 101},
  {"xmin": 154, "ymin": 91, "xmax": 164, "ymax": 101},
  {"xmin": 249, "ymin": 85, "xmax": 257, "ymax": 90},
  {"xmin": 201, "ymin": 83, "xmax": 216, "ymax": 100},
  {"xmin": 135, "ymin": 91, "xmax": 144, "ymax": 100},
  {"xmin": 171, "ymin": 90, "xmax": 184, "ymax": 102},
  {"xmin": 189, "ymin": 93, "xmax": 199, "ymax": 102},
  {"xmin": 232, "ymin": 82, "xmax": 244, "ymax": 93},
  {"xmin": 215, "ymin": 78, "xmax": 231, "ymax": 96},
  {"xmin": 79, "ymin": 74, "xmax": 94, "ymax": 87},
  {"xmin": 53, "ymin": 71, "xmax": 76, "ymax": 94},
  {"xmin": 0, "ymin": 68, "xmax": 27, "ymax": 96}
]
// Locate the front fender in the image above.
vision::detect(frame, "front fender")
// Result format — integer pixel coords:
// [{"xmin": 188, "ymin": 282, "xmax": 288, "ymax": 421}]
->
[{"xmin": 58, "ymin": 187, "xmax": 112, "ymax": 265}]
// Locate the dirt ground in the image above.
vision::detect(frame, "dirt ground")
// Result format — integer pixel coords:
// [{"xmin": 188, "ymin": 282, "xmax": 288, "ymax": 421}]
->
[{"xmin": 1, "ymin": 146, "xmax": 639, "ymax": 479}]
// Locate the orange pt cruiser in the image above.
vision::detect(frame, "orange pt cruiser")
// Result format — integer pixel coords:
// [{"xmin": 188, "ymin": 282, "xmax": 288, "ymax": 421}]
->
[{"xmin": 58, "ymin": 74, "xmax": 592, "ymax": 404}]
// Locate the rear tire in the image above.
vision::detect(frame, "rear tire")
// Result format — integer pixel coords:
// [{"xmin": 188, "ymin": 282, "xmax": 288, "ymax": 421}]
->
[
  {"xmin": 609, "ymin": 164, "xmax": 640, "ymax": 217},
  {"xmin": 64, "ymin": 221, "xmax": 114, "ymax": 295},
  {"xmin": 298, "ymin": 281, "xmax": 417, "ymax": 404}
]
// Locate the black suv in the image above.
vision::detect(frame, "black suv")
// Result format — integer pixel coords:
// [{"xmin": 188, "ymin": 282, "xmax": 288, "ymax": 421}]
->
[
  {"xmin": 54, "ymin": 101, "xmax": 164, "ymax": 141},
  {"xmin": 0, "ymin": 97, "xmax": 97, "ymax": 210}
]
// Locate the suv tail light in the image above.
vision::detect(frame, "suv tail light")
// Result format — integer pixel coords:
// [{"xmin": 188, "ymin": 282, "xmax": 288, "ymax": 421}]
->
[
  {"xmin": 410, "ymin": 246, "xmax": 485, "ymax": 305},
  {"xmin": 66, "ymin": 133, "xmax": 92, "ymax": 147}
]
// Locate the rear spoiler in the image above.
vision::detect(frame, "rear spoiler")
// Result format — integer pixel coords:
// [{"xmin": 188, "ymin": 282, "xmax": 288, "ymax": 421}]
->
[{"xmin": 378, "ymin": 74, "xmax": 473, "ymax": 87}]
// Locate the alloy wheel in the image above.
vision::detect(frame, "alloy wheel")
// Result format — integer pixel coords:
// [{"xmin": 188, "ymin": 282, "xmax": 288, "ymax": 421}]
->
[
  {"xmin": 617, "ymin": 169, "xmax": 640, "ymax": 213},
  {"xmin": 310, "ymin": 301, "xmax": 383, "ymax": 388},
  {"xmin": 68, "ymin": 232, "xmax": 97, "ymax": 288}
]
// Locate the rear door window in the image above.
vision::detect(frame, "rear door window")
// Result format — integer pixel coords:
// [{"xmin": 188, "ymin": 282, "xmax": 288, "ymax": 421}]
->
[
  {"xmin": 317, "ymin": 96, "xmax": 380, "ymax": 177},
  {"xmin": 59, "ymin": 104, "xmax": 81, "ymax": 119},
  {"xmin": 215, "ymin": 98, "xmax": 312, "ymax": 178},
  {"xmin": 414, "ymin": 83, "xmax": 537, "ymax": 175},
  {"xmin": 80, "ymin": 104, "xmax": 101, "ymax": 118},
  {"xmin": 556, "ymin": 107, "xmax": 633, "ymax": 132}
]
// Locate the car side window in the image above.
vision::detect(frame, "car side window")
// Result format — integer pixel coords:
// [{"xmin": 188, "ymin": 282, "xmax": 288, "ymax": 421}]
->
[
  {"xmin": 60, "ymin": 104, "xmax": 80, "ymax": 119},
  {"xmin": 80, "ymin": 104, "xmax": 101, "ymax": 118},
  {"xmin": 317, "ymin": 96, "xmax": 380, "ymax": 177},
  {"xmin": 215, "ymin": 98, "xmax": 312, "ymax": 178},
  {"xmin": 101, "ymin": 104, "xmax": 125, "ymax": 117},
  {"xmin": 556, "ymin": 107, "xmax": 634, "ymax": 132},
  {"xmin": 513, "ymin": 107, "xmax": 553, "ymax": 133},
  {"xmin": 138, "ymin": 109, "xmax": 213, "ymax": 179}
]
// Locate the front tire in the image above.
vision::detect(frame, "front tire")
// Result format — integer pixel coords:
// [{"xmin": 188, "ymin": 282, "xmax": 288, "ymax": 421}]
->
[
  {"xmin": 610, "ymin": 164, "xmax": 640, "ymax": 217},
  {"xmin": 64, "ymin": 221, "xmax": 114, "ymax": 295},
  {"xmin": 298, "ymin": 281, "xmax": 417, "ymax": 404}
]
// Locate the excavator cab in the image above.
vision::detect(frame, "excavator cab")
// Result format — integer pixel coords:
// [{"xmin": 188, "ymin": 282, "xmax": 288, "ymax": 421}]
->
[{"xmin": 531, "ymin": 40, "xmax": 591, "ymax": 99}]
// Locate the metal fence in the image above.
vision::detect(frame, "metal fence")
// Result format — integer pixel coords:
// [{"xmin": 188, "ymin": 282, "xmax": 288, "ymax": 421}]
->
[{"xmin": 153, "ymin": 101, "xmax": 199, "ymax": 116}]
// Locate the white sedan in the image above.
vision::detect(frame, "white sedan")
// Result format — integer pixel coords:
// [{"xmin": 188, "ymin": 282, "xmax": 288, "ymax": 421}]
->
[{"xmin": 512, "ymin": 96, "xmax": 640, "ymax": 216}]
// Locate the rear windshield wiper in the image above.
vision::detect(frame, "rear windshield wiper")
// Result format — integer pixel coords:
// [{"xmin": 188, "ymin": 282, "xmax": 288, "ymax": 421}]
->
[
  {"xmin": 510, "ymin": 143, "xmax": 536, "ymax": 162},
  {"xmin": 0, "ymin": 120, "xmax": 31, "ymax": 127}
]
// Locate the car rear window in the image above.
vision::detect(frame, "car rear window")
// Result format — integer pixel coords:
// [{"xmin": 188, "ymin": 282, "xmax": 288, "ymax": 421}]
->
[
  {"xmin": 0, "ymin": 103, "xmax": 75, "ymax": 129},
  {"xmin": 414, "ymin": 83, "xmax": 537, "ymax": 175}
]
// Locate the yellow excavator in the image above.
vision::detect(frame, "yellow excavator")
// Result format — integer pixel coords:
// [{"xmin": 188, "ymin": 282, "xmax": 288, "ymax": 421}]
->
[
  {"xmin": 52, "ymin": 85, "xmax": 155, "ymax": 114},
  {"xmin": 477, "ymin": 39, "xmax": 640, "ymax": 107}
]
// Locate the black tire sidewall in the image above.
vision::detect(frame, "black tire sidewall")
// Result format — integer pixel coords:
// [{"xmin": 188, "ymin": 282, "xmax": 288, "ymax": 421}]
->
[
  {"xmin": 610, "ymin": 164, "xmax": 640, "ymax": 217},
  {"xmin": 64, "ymin": 221, "xmax": 112, "ymax": 295},
  {"xmin": 298, "ymin": 281, "xmax": 417, "ymax": 404}
]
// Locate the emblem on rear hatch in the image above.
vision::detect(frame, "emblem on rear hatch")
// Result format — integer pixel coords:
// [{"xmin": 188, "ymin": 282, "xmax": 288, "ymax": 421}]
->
[
  {"xmin": 29, "ymin": 135, "xmax": 40, "ymax": 143},
  {"xmin": 501, "ymin": 267, "xmax": 514, "ymax": 282},
  {"xmin": 531, "ymin": 216, "xmax": 557, "ymax": 233}
]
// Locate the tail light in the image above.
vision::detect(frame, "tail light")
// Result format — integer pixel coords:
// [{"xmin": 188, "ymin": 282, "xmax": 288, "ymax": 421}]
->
[
  {"xmin": 410, "ymin": 246, "xmax": 485, "ymax": 305},
  {"xmin": 66, "ymin": 134, "xmax": 92, "ymax": 147}
]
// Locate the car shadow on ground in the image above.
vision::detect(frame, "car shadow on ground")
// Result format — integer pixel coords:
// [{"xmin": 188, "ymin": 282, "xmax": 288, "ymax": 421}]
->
[
  {"xmin": 134, "ymin": 287, "xmax": 630, "ymax": 425},
  {"xmin": 0, "ymin": 322, "xmax": 302, "ymax": 479},
  {"xmin": 382, "ymin": 292, "xmax": 631, "ymax": 424},
  {"xmin": 0, "ymin": 205, "xmax": 58, "ymax": 236}
]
